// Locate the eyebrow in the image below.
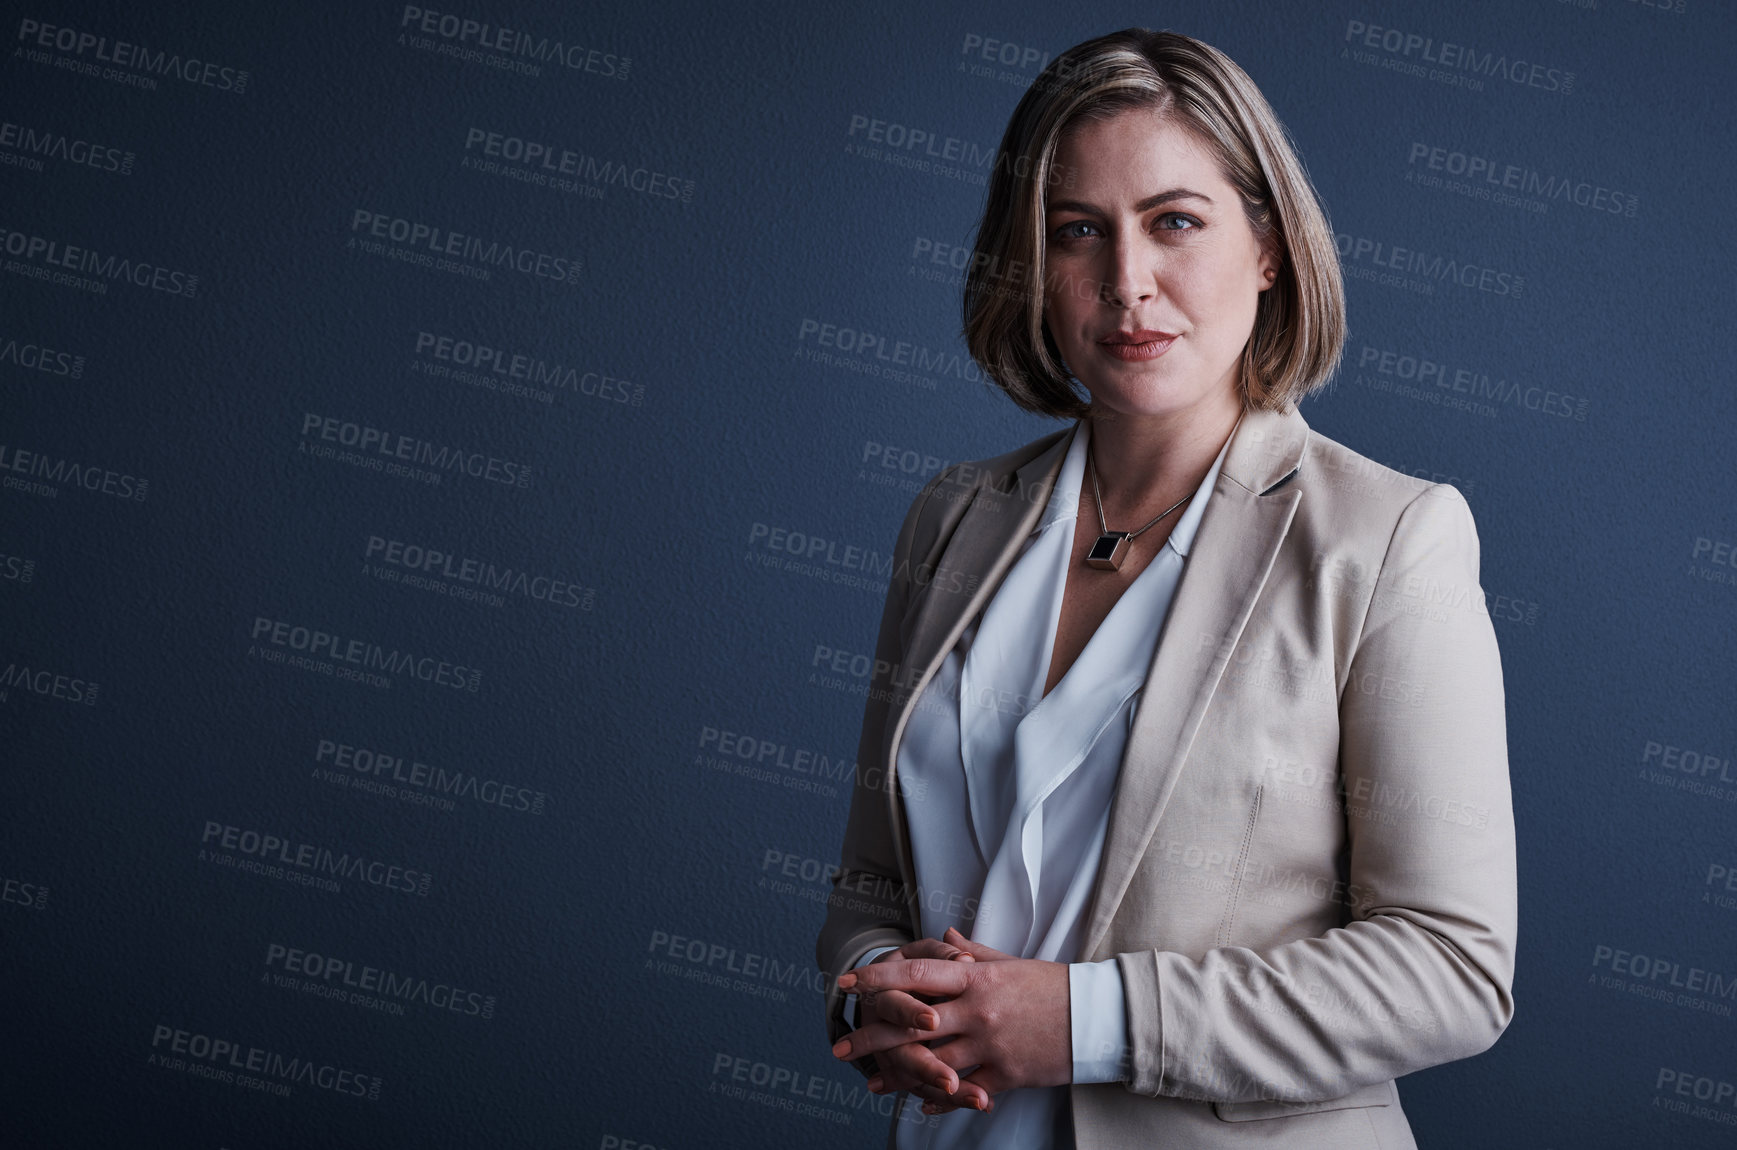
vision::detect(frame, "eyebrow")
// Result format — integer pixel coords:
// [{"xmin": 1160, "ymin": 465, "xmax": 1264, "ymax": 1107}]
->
[{"xmin": 1046, "ymin": 188, "xmax": 1214, "ymax": 214}]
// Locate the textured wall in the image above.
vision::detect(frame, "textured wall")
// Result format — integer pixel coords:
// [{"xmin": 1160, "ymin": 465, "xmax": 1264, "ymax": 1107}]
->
[{"xmin": 5, "ymin": 1, "xmax": 1736, "ymax": 1147}]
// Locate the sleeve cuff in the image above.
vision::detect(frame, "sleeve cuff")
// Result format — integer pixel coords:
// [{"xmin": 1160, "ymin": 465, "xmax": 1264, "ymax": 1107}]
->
[
  {"xmin": 1069, "ymin": 958, "xmax": 1130, "ymax": 1083},
  {"xmin": 842, "ymin": 946, "xmax": 899, "ymax": 1030}
]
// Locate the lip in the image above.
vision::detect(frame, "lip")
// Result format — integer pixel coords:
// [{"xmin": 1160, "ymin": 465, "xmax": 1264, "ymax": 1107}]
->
[{"xmin": 1097, "ymin": 328, "xmax": 1178, "ymax": 362}]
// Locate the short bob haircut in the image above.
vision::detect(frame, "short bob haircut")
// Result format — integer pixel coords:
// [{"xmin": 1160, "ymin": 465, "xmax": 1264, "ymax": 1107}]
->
[{"xmin": 963, "ymin": 28, "xmax": 1346, "ymax": 418}]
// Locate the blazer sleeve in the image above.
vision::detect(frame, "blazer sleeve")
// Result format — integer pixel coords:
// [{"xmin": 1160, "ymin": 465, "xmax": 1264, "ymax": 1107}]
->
[
  {"xmin": 1116, "ymin": 482, "xmax": 1518, "ymax": 1103},
  {"xmin": 815, "ymin": 466, "xmax": 957, "ymax": 1051}
]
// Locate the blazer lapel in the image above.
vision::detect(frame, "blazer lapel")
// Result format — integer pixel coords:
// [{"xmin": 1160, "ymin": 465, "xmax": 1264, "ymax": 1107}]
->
[
  {"xmin": 1081, "ymin": 404, "xmax": 1310, "ymax": 958},
  {"xmin": 882, "ymin": 425, "xmax": 1075, "ymax": 918},
  {"xmin": 896, "ymin": 426, "xmax": 1076, "ymax": 710}
]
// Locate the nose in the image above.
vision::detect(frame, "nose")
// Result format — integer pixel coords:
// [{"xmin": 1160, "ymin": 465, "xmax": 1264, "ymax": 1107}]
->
[{"xmin": 1101, "ymin": 231, "xmax": 1156, "ymax": 308}]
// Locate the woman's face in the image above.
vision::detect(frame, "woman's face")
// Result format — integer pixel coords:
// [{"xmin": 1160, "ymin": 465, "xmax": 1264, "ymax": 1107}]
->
[{"xmin": 1042, "ymin": 109, "xmax": 1276, "ymax": 422}]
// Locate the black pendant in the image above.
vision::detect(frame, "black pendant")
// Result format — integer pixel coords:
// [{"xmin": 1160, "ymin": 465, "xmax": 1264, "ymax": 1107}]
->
[{"xmin": 1086, "ymin": 531, "xmax": 1132, "ymax": 571}]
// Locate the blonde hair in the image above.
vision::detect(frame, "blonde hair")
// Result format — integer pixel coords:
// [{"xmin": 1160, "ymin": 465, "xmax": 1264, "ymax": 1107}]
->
[{"xmin": 963, "ymin": 28, "xmax": 1346, "ymax": 417}]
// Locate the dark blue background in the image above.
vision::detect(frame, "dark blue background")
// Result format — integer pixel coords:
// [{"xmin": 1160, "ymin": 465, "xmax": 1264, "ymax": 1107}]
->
[{"xmin": 5, "ymin": 1, "xmax": 1735, "ymax": 1147}]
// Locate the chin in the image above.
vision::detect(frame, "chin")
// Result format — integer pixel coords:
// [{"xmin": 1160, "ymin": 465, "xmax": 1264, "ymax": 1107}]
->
[
  {"xmin": 1086, "ymin": 369, "xmax": 1241, "ymax": 417},
  {"xmin": 1085, "ymin": 384, "xmax": 1220, "ymax": 420}
]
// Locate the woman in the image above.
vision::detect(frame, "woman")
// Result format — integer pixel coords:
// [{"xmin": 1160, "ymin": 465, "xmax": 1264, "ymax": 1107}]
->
[{"xmin": 816, "ymin": 28, "xmax": 1516, "ymax": 1150}]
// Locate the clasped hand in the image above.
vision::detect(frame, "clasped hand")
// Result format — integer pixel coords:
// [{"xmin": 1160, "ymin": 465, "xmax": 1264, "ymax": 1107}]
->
[{"xmin": 831, "ymin": 927, "xmax": 1071, "ymax": 1116}]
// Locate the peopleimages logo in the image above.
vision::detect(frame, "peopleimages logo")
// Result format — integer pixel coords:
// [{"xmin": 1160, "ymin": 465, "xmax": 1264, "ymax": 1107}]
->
[
  {"xmin": 1334, "ymin": 233, "xmax": 1523, "ymax": 298},
  {"xmin": 398, "ymin": 6, "xmax": 630, "ymax": 79},
  {"xmin": 1354, "ymin": 346, "xmax": 1588, "ymax": 420},
  {"xmin": 299, "ymin": 412, "xmax": 532, "ymax": 488},
  {"xmin": 16, "ymin": 18, "xmax": 251, "ymax": 93},
  {"xmin": 795, "ymin": 317, "xmax": 988, "ymax": 388},
  {"xmin": 1404, "ymin": 141, "xmax": 1638, "ymax": 216},
  {"xmin": 265, "ymin": 942, "xmax": 497, "ymax": 1019},
  {"xmin": 0, "ymin": 118, "xmax": 134, "ymax": 175},
  {"xmin": 0, "ymin": 656, "xmax": 99, "ymax": 706},
  {"xmin": 0, "ymin": 443, "xmax": 147, "ymax": 501},
  {"xmin": 1342, "ymin": 19, "xmax": 1575, "ymax": 93},
  {"xmin": 199, "ymin": 821, "xmax": 434, "ymax": 897},
  {"xmin": 348, "ymin": 209, "xmax": 581, "ymax": 285},
  {"xmin": 411, "ymin": 330, "xmax": 641, "ymax": 405},
  {"xmin": 0, "ymin": 443, "xmax": 147, "ymax": 500},
  {"xmin": 314, "ymin": 737, "xmax": 548, "ymax": 815},
  {"xmin": 365, "ymin": 535, "xmax": 592, "ymax": 609},
  {"xmin": 148, "ymin": 1024, "xmax": 381, "ymax": 1100},
  {"xmin": 462, "ymin": 127, "xmax": 694, "ymax": 201},
  {"xmin": 249, "ymin": 615, "xmax": 484, "ymax": 692},
  {"xmin": 0, "ymin": 331, "xmax": 86, "ymax": 376},
  {"xmin": 0, "ymin": 225, "xmax": 198, "ymax": 296}
]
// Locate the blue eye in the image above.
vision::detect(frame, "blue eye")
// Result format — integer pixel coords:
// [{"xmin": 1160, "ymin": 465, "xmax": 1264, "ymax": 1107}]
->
[{"xmin": 1157, "ymin": 213, "xmax": 1201, "ymax": 231}]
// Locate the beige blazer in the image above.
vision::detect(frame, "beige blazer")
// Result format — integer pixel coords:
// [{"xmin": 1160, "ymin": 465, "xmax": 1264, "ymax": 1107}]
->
[{"xmin": 816, "ymin": 402, "xmax": 1517, "ymax": 1149}]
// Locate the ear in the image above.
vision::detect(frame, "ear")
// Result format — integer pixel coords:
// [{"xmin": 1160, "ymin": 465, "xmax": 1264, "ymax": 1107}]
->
[{"xmin": 1256, "ymin": 239, "xmax": 1281, "ymax": 293}]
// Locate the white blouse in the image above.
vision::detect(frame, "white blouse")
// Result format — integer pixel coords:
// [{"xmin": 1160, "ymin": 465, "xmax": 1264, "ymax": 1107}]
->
[{"xmin": 883, "ymin": 416, "xmax": 1234, "ymax": 1149}]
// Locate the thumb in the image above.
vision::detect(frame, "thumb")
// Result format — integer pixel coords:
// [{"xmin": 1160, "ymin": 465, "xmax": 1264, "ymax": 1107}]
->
[{"xmin": 943, "ymin": 927, "xmax": 1009, "ymax": 961}]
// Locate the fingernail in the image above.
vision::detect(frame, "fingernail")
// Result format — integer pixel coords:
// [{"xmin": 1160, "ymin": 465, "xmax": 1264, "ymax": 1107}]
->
[
  {"xmin": 921, "ymin": 1102, "xmax": 938, "ymax": 1115},
  {"xmin": 831, "ymin": 1040, "xmax": 850, "ymax": 1058},
  {"xmin": 934, "ymin": 1075, "xmax": 955, "ymax": 1094},
  {"xmin": 957, "ymin": 954, "xmax": 975, "ymax": 962},
  {"xmin": 917, "ymin": 1012, "xmax": 937, "ymax": 1029},
  {"xmin": 866, "ymin": 1076, "xmax": 883, "ymax": 1093},
  {"xmin": 837, "ymin": 973, "xmax": 856, "ymax": 990}
]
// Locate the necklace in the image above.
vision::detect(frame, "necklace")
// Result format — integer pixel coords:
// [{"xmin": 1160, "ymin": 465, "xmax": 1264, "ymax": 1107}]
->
[{"xmin": 1083, "ymin": 437, "xmax": 1192, "ymax": 571}]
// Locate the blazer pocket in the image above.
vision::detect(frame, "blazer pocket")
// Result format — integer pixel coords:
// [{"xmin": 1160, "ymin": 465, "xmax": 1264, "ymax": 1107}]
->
[
  {"xmin": 1212, "ymin": 1078, "xmax": 1395, "ymax": 1123},
  {"xmin": 1214, "ymin": 784, "xmax": 1263, "ymax": 949}
]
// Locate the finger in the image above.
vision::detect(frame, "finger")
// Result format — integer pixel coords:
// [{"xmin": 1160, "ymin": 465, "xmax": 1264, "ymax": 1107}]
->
[
  {"xmin": 910, "ymin": 1077, "xmax": 987, "ymax": 1115},
  {"xmin": 868, "ymin": 1042, "xmax": 959, "ymax": 1097},
  {"xmin": 959, "ymin": 1066, "xmax": 1006, "ymax": 1105},
  {"xmin": 920, "ymin": 1080, "xmax": 991, "ymax": 1114},
  {"xmin": 925, "ymin": 1037, "xmax": 980, "ymax": 1073},
  {"xmin": 924, "ymin": 1042, "xmax": 993, "ymax": 1111},
  {"xmin": 859, "ymin": 986, "xmax": 952, "ymax": 1023},
  {"xmin": 936, "ymin": 1073, "xmax": 994, "ymax": 1110},
  {"xmin": 897, "ymin": 1048, "xmax": 989, "ymax": 1114},
  {"xmin": 833, "ymin": 1020, "xmax": 957, "ymax": 1062},
  {"xmin": 923, "ymin": 1042, "xmax": 996, "ymax": 1110},
  {"xmin": 839, "ymin": 957, "xmax": 973, "ymax": 999},
  {"xmin": 870, "ymin": 988, "xmax": 942, "ymax": 1031},
  {"xmin": 900, "ymin": 1042, "xmax": 988, "ymax": 1112},
  {"xmin": 942, "ymin": 927, "xmax": 1010, "ymax": 962},
  {"xmin": 897, "ymin": 937, "xmax": 976, "ymax": 964}
]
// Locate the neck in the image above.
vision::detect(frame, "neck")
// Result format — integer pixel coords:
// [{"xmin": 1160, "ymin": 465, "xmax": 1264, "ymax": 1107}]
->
[{"xmin": 1086, "ymin": 390, "xmax": 1243, "ymax": 512}]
